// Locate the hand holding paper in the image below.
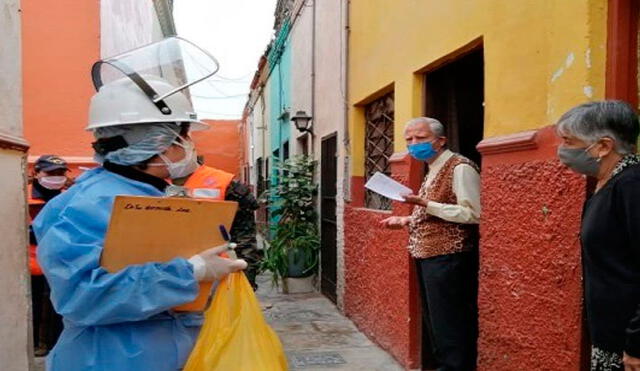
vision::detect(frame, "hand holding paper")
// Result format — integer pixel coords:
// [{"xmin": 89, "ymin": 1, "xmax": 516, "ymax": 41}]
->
[
  {"xmin": 364, "ymin": 172, "xmax": 413, "ymax": 202},
  {"xmin": 402, "ymin": 194, "xmax": 428, "ymax": 207}
]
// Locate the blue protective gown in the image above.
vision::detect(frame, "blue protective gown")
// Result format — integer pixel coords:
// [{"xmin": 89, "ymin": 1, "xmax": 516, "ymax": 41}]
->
[{"xmin": 33, "ymin": 167, "xmax": 202, "ymax": 371}]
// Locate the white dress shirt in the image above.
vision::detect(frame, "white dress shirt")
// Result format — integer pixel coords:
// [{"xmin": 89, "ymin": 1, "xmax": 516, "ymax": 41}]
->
[{"xmin": 422, "ymin": 149, "xmax": 481, "ymax": 224}]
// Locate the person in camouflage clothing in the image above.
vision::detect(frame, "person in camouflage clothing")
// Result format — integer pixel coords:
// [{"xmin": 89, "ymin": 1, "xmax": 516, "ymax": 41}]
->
[
  {"xmin": 173, "ymin": 155, "xmax": 262, "ymax": 290},
  {"xmin": 224, "ymin": 180, "xmax": 261, "ymax": 290}
]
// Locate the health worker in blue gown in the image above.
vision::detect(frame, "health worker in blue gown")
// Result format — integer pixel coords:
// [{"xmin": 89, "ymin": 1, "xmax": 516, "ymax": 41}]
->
[{"xmin": 32, "ymin": 38, "xmax": 247, "ymax": 371}]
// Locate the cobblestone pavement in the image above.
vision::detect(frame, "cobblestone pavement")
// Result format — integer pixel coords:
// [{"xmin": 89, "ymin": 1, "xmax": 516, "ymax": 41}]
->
[
  {"xmin": 34, "ymin": 274, "xmax": 403, "ymax": 371},
  {"xmin": 257, "ymin": 274, "xmax": 403, "ymax": 371}
]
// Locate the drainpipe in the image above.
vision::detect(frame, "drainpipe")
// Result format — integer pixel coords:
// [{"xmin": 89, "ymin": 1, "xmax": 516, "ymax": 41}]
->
[
  {"xmin": 342, "ymin": 0, "xmax": 350, "ymax": 201},
  {"xmin": 310, "ymin": 0, "xmax": 316, "ymax": 155}
]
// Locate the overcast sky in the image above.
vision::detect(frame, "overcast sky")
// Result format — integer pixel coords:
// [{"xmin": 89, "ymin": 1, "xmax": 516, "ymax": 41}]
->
[{"xmin": 173, "ymin": 0, "xmax": 277, "ymax": 120}]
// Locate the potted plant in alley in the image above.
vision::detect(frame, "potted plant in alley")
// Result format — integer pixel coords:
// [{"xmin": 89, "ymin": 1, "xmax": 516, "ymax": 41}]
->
[{"xmin": 261, "ymin": 155, "xmax": 320, "ymax": 293}]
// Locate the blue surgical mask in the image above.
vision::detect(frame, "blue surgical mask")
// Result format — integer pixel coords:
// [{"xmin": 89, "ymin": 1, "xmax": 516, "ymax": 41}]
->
[{"xmin": 408, "ymin": 141, "xmax": 438, "ymax": 161}]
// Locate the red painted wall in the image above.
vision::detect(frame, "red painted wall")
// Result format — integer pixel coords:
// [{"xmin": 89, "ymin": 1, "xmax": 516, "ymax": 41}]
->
[
  {"xmin": 345, "ymin": 129, "xmax": 587, "ymax": 370},
  {"xmin": 192, "ymin": 120, "xmax": 243, "ymax": 177},
  {"xmin": 344, "ymin": 154, "xmax": 422, "ymax": 369},
  {"xmin": 476, "ymin": 126, "xmax": 587, "ymax": 370},
  {"xmin": 22, "ymin": 0, "xmax": 99, "ymax": 162}
]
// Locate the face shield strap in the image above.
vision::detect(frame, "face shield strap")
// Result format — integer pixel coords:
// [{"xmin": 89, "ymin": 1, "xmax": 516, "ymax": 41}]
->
[{"xmin": 91, "ymin": 61, "xmax": 173, "ymax": 116}]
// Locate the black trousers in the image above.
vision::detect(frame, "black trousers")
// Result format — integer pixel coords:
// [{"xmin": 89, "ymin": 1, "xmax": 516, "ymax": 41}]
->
[
  {"xmin": 416, "ymin": 250, "xmax": 479, "ymax": 371},
  {"xmin": 31, "ymin": 275, "xmax": 63, "ymax": 350},
  {"xmin": 31, "ymin": 275, "xmax": 45, "ymax": 347}
]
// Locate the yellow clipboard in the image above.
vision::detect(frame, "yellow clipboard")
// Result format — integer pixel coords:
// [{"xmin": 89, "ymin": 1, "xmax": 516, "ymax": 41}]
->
[{"xmin": 101, "ymin": 195, "xmax": 238, "ymax": 312}]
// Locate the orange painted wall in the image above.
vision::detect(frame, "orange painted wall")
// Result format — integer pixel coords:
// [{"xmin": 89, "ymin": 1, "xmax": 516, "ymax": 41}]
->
[
  {"xmin": 192, "ymin": 119, "xmax": 243, "ymax": 177},
  {"xmin": 22, "ymin": 0, "xmax": 100, "ymax": 164}
]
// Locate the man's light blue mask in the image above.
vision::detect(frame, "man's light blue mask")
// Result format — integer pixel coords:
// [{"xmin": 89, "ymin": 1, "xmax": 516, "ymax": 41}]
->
[{"xmin": 408, "ymin": 141, "xmax": 437, "ymax": 161}]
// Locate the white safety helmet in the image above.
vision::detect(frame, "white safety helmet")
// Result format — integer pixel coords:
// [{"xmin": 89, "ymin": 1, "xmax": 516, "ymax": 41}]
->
[
  {"xmin": 86, "ymin": 36, "xmax": 219, "ymax": 132},
  {"xmin": 87, "ymin": 76, "xmax": 208, "ymax": 131}
]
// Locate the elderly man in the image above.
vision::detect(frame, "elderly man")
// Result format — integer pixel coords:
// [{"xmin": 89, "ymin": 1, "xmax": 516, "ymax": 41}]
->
[{"xmin": 381, "ymin": 117, "xmax": 481, "ymax": 370}]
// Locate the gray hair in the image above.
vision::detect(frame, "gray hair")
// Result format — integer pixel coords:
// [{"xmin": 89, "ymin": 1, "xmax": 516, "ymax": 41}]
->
[
  {"xmin": 405, "ymin": 117, "xmax": 446, "ymax": 137},
  {"xmin": 556, "ymin": 100, "xmax": 639, "ymax": 155}
]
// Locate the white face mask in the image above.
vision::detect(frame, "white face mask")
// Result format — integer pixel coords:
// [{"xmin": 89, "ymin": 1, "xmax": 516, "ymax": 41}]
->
[
  {"xmin": 38, "ymin": 176, "xmax": 67, "ymax": 190},
  {"xmin": 155, "ymin": 139, "xmax": 199, "ymax": 179}
]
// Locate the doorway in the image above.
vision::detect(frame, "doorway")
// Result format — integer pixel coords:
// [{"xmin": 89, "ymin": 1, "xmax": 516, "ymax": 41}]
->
[
  {"xmin": 320, "ymin": 134, "xmax": 338, "ymax": 303},
  {"xmin": 424, "ymin": 47, "xmax": 484, "ymax": 165},
  {"xmin": 420, "ymin": 46, "xmax": 484, "ymax": 368}
]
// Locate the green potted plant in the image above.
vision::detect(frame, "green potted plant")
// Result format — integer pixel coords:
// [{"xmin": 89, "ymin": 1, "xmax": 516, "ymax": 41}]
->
[{"xmin": 261, "ymin": 155, "xmax": 320, "ymax": 292}]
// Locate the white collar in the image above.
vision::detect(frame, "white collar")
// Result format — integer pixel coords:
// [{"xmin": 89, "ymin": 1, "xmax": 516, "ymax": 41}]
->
[{"xmin": 428, "ymin": 149, "xmax": 453, "ymax": 174}]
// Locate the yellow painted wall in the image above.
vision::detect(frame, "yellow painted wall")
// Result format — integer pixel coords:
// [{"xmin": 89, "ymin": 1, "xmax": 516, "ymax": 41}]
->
[{"xmin": 349, "ymin": 0, "xmax": 607, "ymax": 176}]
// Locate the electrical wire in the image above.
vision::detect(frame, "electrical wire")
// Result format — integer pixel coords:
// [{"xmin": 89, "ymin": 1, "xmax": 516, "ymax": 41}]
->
[
  {"xmin": 212, "ymin": 72, "xmax": 253, "ymax": 81},
  {"xmin": 210, "ymin": 78, "xmax": 251, "ymax": 84},
  {"xmin": 192, "ymin": 93, "xmax": 249, "ymax": 99}
]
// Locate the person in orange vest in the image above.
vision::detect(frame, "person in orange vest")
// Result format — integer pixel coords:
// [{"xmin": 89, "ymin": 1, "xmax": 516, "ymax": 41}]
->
[
  {"xmin": 29, "ymin": 155, "xmax": 69, "ymax": 356},
  {"xmin": 174, "ymin": 156, "xmax": 261, "ymax": 290}
]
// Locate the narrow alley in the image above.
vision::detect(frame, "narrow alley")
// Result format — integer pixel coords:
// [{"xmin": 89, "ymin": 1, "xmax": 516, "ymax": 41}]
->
[
  {"xmin": 5, "ymin": 0, "xmax": 640, "ymax": 370},
  {"xmin": 256, "ymin": 275, "xmax": 402, "ymax": 371},
  {"xmin": 35, "ymin": 274, "xmax": 402, "ymax": 371}
]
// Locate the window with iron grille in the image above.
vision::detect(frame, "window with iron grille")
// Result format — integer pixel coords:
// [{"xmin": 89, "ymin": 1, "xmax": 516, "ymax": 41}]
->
[{"xmin": 364, "ymin": 92, "xmax": 395, "ymax": 210}]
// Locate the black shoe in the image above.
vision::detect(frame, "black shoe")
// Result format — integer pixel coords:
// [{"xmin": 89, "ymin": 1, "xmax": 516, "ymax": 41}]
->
[{"xmin": 34, "ymin": 347, "xmax": 49, "ymax": 357}]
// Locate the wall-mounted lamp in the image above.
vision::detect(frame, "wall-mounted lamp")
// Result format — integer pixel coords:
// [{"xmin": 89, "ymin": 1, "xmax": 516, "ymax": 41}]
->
[{"xmin": 291, "ymin": 110, "xmax": 313, "ymax": 134}]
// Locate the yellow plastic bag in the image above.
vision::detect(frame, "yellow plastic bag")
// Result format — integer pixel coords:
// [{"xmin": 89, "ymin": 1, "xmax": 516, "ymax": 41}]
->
[{"xmin": 184, "ymin": 272, "xmax": 288, "ymax": 371}]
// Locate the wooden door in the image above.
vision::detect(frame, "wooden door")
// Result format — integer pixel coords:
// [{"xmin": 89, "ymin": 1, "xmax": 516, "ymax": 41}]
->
[{"xmin": 320, "ymin": 134, "xmax": 338, "ymax": 302}]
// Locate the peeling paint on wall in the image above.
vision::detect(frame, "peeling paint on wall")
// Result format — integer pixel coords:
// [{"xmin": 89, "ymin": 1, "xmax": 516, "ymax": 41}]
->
[
  {"xmin": 565, "ymin": 52, "xmax": 575, "ymax": 68},
  {"xmin": 583, "ymin": 85, "xmax": 594, "ymax": 98},
  {"xmin": 585, "ymin": 48, "xmax": 592, "ymax": 69},
  {"xmin": 551, "ymin": 52, "xmax": 575, "ymax": 83},
  {"xmin": 547, "ymin": 98, "xmax": 556, "ymax": 117},
  {"xmin": 551, "ymin": 67, "xmax": 565, "ymax": 83}
]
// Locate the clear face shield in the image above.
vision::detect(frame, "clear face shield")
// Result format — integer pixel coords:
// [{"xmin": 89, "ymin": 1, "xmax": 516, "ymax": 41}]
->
[{"xmin": 91, "ymin": 36, "xmax": 220, "ymax": 117}]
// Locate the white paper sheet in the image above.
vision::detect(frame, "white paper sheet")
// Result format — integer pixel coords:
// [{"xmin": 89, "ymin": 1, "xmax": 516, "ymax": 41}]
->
[{"xmin": 364, "ymin": 172, "xmax": 413, "ymax": 202}]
